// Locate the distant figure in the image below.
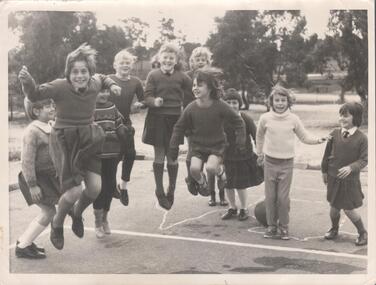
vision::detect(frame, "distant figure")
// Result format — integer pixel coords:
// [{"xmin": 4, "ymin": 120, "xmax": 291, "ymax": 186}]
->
[{"xmin": 321, "ymin": 102, "xmax": 368, "ymax": 246}]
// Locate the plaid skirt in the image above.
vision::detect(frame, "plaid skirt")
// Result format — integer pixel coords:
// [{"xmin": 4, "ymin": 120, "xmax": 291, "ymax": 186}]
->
[
  {"xmin": 142, "ymin": 112, "xmax": 183, "ymax": 148},
  {"xmin": 49, "ymin": 124, "xmax": 105, "ymax": 192},
  {"xmin": 327, "ymin": 174, "xmax": 364, "ymax": 210},
  {"xmin": 18, "ymin": 170, "xmax": 60, "ymax": 206},
  {"xmin": 224, "ymin": 153, "xmax": 264, "ymax": 189}
]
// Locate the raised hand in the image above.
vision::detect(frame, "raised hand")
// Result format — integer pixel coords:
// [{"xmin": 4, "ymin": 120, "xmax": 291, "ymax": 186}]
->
[
  {"xmin": 18, "ymin": 65, "xmax": 33, "ymax": 85},
  {"xmin": 110, "ymin": 85, "xmax": 122, "ymax": 96}
]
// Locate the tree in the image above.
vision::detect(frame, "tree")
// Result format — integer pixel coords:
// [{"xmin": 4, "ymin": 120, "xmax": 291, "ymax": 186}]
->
[
  {"xmin": 327, "ymin": 10, "xmax": 368, "ymax": 122},
  {"xmin": 206, "ymin": 10, "xmax": 279, "ymax": 109}
]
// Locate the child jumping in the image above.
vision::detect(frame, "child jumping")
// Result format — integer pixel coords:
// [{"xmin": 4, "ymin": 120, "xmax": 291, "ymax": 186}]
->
[
  {"xmin": 256, "ymin": 86, "xmax": 327, "ymax": 240},
  {"xmin": 15, "ymin": 98, "xmax": 59, "ymax": 259},
  {"xmin": 142, "ymin": 43, "xmax": 194, "ymax": 210},
  {"xmin": 321, "ymin": 102, "xmax": 368, "ymax": 246},
  {"xmin": 221, "ymin": 88, "xmax": 258, "ymax": 221},
  {"xmin": 92, "ymin": 88, "xmax": 130, "ymax": 238},
  {"xmin": 169, "ymin": 67, "xmax": 246, "ymax": 199},
  {"xmin": 18, "ymin": 43, "xmax": 121, "ymax": 249},
  {"xmin": 185, "ymin": 47, "xmax": 228, "ymax": 206},
  {"xmin": 108, "ymin": 49, "xmax": 145, "ymax": 206}
]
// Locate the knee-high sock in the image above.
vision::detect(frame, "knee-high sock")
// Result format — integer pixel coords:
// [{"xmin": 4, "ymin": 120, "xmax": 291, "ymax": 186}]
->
[
  {"xmin": 167, "ymin": 163, "xmax": 178, "ymax": 190},
  {"xmin": 18, "ymin": 219, "xmax": 47, "ymax": 248},
  {"xmin": 330, "ymin": 207, "xmax": 341, "ymax": 229},
  {"xmin": 153, "ymin": 162, "xmax": 164, "ymax": 192}
]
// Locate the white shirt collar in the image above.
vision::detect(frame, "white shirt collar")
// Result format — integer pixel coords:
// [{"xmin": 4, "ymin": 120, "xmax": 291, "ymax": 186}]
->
[
  {"xmin": 32, "ymin": 120, "xmax": 53, "ymax": 134},
  {"xmin": 160, "ymin": 68, "xmax": 174, "ymax": 75},
  {"xmin": 342, "ymin": 126, "xmax": 357, "ymax": 136}
]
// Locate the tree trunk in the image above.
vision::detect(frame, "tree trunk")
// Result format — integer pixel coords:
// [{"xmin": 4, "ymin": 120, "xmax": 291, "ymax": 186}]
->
[
  {"xmin": 361, "ymin": 97, "xmax": 368, "ymax": 125},
  {"xmin": 339, "ymin": 86, "xmax": 346, "ymax": 104},
  {"xmin": 241, "ymin": 88, "xmax": 249, "ymax": 110}
]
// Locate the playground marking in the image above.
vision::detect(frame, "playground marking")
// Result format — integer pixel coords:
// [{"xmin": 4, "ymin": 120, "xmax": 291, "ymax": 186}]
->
[
  {"xmin": 83, "ymin": 227, "xmax": 366, "ymax": 260},
  {"xmin": 10, "ymin": 225, "xmax": 363, "ymax": 261}
]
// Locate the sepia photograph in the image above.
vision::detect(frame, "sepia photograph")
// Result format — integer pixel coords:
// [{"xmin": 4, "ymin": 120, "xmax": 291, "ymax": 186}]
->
[{"xmin": 1, "ymin": 0, "xmax": 375, "ymax": 284}]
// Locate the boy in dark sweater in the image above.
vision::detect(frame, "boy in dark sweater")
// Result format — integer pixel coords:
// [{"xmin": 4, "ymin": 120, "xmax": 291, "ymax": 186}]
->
[{"xmin": 108, "ymin": 49, "xmax": 145, "ymax": 205}]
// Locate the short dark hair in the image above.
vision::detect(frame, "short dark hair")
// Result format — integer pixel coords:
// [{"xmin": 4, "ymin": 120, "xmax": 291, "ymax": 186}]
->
[
  {"xmin": 24, "ymin": 98, "xmax": 53, "ymax": 121},
  {"xmin": 339, "ymin": 102, "xmax": 363, "ymax": 127},
  {"xmin": 223, "ymin": 88, "xmax": 243, "ymax": 106}
]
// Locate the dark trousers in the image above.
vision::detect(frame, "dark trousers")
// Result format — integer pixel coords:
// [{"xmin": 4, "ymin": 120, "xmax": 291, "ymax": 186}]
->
[
  {"xmin": 93, "ymin": 157, "xmax": 120, "ymax": 211},
  {"xmin": 121, "ymin": 134, "xmax": 136, "ymax": 182}
]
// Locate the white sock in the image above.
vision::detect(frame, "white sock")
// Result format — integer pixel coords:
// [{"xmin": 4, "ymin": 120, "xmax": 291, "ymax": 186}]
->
[
  {"xmin": 197, "ymin": 173, "xmax": 205, "ymax": 185},
  {"xmin": 18, "ymin": 220, "xmax": 47, "ymax": 248}
]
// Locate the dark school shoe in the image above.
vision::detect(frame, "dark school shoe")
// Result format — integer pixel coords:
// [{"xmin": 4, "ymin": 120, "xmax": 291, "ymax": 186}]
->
[
  {"xmin": 17, "ymin": 240, "xmax": 45, "ymax": 253},
  {"xmin": 355, "ymin": 231, "xmax": 367, "ymax": 246},
  {"xmin": 324, "ymin": 227, "xmax": 339, "ymax": 240},
  {"xmin": 155, "ymin": 189, "xmax": 172, "ymax": 210},
  {"xmin": 221, "ymin": 208, "xmax": 237, "ymax": 220},
  {"xmin": 238, "ymin": 209, "xmax": 249, "ymax": 221},
  {"xmin": 15, "ymin": 244, "xmax": 46, "ymax": 259},
  {"xmin": 197, "ymin": 174, "xmax": 210, "ymax": 197},
  {"xmin": 50, "ymin": 222, "xmax": 64, "ymax": 250},
  {"xmin": 208, "ymin": 199, "xmax": 217, "ymax": 206},
  {"xmin": 185, "ymin": 177, "xmax": 198, "ymax": 196},
  {"xmin": 118, "ymin": 186, "xmax": 129, "ymax": 206},
  {"xmin": 68, "ymin": 210, "xmax": 84, "ymax": 238}
]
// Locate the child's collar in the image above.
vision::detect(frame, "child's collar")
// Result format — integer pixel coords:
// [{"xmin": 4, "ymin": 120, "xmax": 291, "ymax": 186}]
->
[
  {"xmin": 270, "ymin": 108, "xmax": 290, "ymax": 118},
  {"xmin": 160, "ymin": 67, "xmax": 174, "ymax": 75},
  {"xmin": 31, "ymin": 120, "xmax": 53, "ymax": 134}
]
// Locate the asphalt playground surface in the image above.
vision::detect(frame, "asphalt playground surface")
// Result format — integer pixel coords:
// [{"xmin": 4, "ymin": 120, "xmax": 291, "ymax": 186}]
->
[{"xmin": 8, "ymin": 160, "xmax": 368, "ymax": 275}]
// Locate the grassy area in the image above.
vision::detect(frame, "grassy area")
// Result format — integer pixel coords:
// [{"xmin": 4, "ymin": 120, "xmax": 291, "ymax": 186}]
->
[{"xmin": 8, "ymin": 103, "xmax": 368, "ymax": 164}]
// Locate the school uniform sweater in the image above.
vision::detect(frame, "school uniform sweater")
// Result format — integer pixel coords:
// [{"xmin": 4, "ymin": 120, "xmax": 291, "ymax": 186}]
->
[
  {"xmin": 224, "ymin": 112, "xmax": 257, "ymax": 161},
  {"xmin": 144, "ymin": 69, "xmax": 194, "ymax": 115},
  {"xmin": 108, "ymin": 74, "xmax": 144, "ymax": 125},
  {"xmin": 256, "ymin": 109, "xmax": 319, "ymax": 159},
  {"xmin": 94, "ymin": 101, "xmax": 128, "ymax": 159},
  {"xmin": 21, "ymin": 120, "xmax": 56, "ymax": 188},
  {"xmin": 170, "ymin": 100, "xmax": 246, "ymax": 149},
  {"xmin": 22, "ymin": 74, "xmax": 117, "ymax": 129},
  {"xmin": 321, "ymin": 128, "xmax": 368, "ymax": 179}
]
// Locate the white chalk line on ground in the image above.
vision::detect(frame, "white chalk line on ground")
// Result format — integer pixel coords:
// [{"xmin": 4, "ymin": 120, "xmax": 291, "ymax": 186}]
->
[
  {"xmin": 10, "ymin": 225, "xmax": 363, "ymax": 261},
  {"xmin": 82, "ymin": 227, "xmax": 366, "ymax": 260}
]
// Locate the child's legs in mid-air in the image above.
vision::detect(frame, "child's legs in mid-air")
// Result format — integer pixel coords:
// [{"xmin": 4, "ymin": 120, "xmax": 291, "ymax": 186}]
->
[
  {"xmin": 53, "ymin": 185, "xmax": 82, "ymax": 227},
  {"xmin": 120, "ymin": 136, "xmax": 136, "ymax": 189},
  {"xmin": 74, "ymin": 171, "xmax": 102, "ymax": 217},
  {"xmin": 190, "ymin": 156, "xmax": 204, "ymax": 183},
  {"xmin": 18, "ymin": 204, "xmax": 56, "ymax": 248}
]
